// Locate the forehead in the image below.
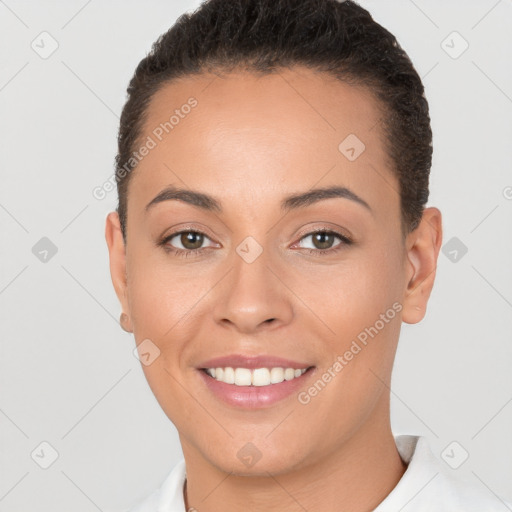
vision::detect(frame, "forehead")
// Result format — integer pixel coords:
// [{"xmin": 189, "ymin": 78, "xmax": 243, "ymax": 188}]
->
[
  {"xmin": 130, "ymin": 66, "xmax": 398, "ymax": 221},
  {"xmin": 143, "ymin": 66, "xmax": 386, "ymax": 155}
]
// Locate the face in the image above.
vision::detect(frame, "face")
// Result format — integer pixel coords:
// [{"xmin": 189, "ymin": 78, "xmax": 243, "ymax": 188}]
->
[{"xmin": 106, "ymin": 66, "xmax": 442, "ymax": 476}]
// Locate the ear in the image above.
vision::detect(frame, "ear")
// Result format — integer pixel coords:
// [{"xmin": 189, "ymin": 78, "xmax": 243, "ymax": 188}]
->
[
  {"xmin": 105, "ymin": 211, "xmax": 132, "ymax": 331},
  {"xmin": 402, "ymin": 207, "xmax": 443, "ymax": 324}
]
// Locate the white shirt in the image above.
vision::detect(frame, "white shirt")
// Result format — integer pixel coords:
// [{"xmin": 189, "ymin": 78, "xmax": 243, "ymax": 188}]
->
[{"xmin": 126, "ymin": 435, "xmax": 511, "ymax": 511}]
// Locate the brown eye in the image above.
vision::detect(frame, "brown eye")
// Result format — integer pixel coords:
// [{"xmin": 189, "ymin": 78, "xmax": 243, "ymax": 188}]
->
[
  {"xmin": 179, "ymin": 231, "xmax": 204, "ymax": 250},
  {"xmin": 295, "ymin": 229, "xmax": 353, "ymax": 256},
  {"xmin": 299, "ymin": 231, "xmax": 342, "ymax": 250},
  {"xmin": 164, "ymin": 230, "xmax": 215, "ymax": 252},
  {"xmin": 311, "ymin": 232, "xmax": 337, "ymax": 250}
]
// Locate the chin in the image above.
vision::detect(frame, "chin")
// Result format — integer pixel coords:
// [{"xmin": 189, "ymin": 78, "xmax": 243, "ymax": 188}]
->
[{"xmin": 204, "ymin": 441, "xmax": 310, "ymax": 477}]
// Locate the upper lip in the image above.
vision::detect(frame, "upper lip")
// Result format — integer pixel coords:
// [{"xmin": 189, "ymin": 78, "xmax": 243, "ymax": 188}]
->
[{"xmin": 197, "ymin": 354, "xmax": 314, "ymax": 370}]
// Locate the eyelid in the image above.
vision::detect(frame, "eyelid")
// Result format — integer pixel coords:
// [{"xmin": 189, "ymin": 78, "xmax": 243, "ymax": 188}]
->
[
  {"xmin": 161, "ymin": 223, "xmax": 218, "ymax": 242},
  {"xmin": 292, "ymin": 224, "xmax": 353, "ymax": 244}
]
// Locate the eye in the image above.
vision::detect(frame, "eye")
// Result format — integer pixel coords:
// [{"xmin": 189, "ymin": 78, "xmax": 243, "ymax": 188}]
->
[
  {"xmin": 161, "ymin": 230, "xmax": 217, "ymax": 255},
  {"xmin": 295, "ymin": 229, "xmax": 353, "ymax": 255},
  {"xmin": 159, "ymin": 227, "xmax": 353, "ymax": 258}
]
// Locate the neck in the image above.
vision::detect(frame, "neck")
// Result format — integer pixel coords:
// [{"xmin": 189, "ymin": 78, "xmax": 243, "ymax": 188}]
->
[{"xmin": 181, "ymin": 398, "xmax": 406, "ymax": 512}]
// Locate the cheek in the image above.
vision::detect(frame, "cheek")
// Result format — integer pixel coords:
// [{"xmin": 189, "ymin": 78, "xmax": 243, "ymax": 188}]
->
[
  {"xmin": 315, "ymin": 243, "xmax": 404, "ymax": 364},
  {"xmin": 125, "ymin": 249, "xmax": 215, "ymax": 368},
  {"xmin": 125, "ymin": 250, "xmax": 183, "ymax": 348},
  {"xmin": 127, "ymin": 246, "xmax": 188, "ymax": 322},
  {"xmin": 125, "ymin": 253, "xmax": 197, "ymax": 421},
  {"xmin": 311, "ymin": 253, "xmax": 402, "ymax": 325}
]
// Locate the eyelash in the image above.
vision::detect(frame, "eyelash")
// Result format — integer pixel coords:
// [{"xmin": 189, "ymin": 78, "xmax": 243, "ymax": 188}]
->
[{"xmin": 159, "ymin": 227, "xmax": 353, "ymax": 259}]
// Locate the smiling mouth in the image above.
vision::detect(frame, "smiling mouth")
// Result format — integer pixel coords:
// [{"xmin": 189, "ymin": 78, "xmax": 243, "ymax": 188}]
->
[{"xmin": 201, "ymin": 366, "xmax": 315, "ymax": 386}]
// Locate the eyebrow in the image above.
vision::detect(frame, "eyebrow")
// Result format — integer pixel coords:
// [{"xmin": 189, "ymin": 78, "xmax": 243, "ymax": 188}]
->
[{"xmin": 145, "ymin": 185, "xmax": 372, "ymax": 214}]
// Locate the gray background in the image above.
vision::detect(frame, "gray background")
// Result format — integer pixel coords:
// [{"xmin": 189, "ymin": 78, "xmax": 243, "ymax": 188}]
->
[{"xmin": 1, "ymin": 0, "xmax": 511, "ymax": 510}]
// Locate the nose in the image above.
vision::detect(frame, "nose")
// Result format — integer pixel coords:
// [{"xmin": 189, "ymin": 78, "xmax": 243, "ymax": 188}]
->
[{"xmin": 213, "ymin": 245, "xmax": 294, "ymax": 334}]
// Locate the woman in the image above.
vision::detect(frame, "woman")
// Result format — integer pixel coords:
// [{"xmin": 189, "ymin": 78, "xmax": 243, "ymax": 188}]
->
[{"xmin": 105, "ymin": 0, "xmax": 510, "ymax": 510}]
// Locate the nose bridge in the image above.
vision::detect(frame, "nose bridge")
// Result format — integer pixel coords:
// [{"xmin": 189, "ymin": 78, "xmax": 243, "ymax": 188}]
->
[{"xmin": 212, "ymin": 236, "xmax": 293, "ymax": 332}]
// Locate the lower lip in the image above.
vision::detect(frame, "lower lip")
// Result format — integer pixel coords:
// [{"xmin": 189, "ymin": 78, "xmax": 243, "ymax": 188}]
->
[{"xmin": 197, "ymin": 368, "xmax": 315, "ymax": 409}]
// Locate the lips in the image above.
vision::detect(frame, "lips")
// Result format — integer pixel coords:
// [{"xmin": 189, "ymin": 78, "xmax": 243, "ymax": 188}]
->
[
  {"xmin": 195, "ymin": 354, "xmax": 316, "ymax": 408},
  {"xmin": 197, "ymin": 354, "xmax": 312, "ymax": 370}
]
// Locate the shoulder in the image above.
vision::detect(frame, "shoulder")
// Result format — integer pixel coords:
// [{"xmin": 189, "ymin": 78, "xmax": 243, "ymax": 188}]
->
[
  {"xmin": 124, "ymin": 459, "xmax": 187, "ymax": 512},
  {"xmin": 434, "ymin": 469, "xmax": 512, "ymax": 511},
  {"xmin": 375, "ymin": 435, "xmax": 512, "ymax": 511}
]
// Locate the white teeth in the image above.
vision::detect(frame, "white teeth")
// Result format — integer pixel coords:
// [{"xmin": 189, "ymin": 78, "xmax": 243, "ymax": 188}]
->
[
  {"xmin": 252, "ymin": 368, "xmax": 270, "ymax": 386},
  {"xmin": 204, "ymin": 366, "xmax": 308, "ymax": 386},
  {"xmin": 270, "ymin": 367, "xmax": 284, "ymax": 384},
  {"xmin": 284, "ymin": 368, "xmax": 295, "ymax": 381},
  {"xmin": 234, "ymin": 368, "xmax": 252, "ymax": 386},
  {"xmin": 223, "ymin": 366, "xmax": 235, "ymax": 384}
]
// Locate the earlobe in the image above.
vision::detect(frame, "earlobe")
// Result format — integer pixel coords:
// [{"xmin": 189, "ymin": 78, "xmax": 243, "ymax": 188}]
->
[
  {"xmin": 119, "ymin": 312, "xmax": 133, "ymax": 333},
  {"xmin": 105, "ymin": 212, "xmax": 131, "ymax": 320},
  {"xmin": 402, "ymin": 207, "xmax": 443, "ymax": 324}
]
